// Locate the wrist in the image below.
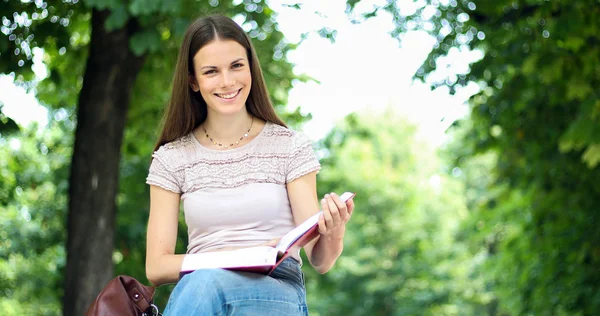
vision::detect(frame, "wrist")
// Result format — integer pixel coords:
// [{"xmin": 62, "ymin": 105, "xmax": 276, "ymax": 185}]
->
[{"xmin": 320, "ymin": 227, "xmax": 346, "ymax": 241}]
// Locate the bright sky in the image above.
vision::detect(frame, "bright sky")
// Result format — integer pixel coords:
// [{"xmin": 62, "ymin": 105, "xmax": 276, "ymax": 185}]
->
[
  {"xmin": 273, "ymin": 0, "xmax": 479, "ymax": 145},
  {"xmin": 0, "ymin": 0, "xmax": 480, "ymax": 147}
]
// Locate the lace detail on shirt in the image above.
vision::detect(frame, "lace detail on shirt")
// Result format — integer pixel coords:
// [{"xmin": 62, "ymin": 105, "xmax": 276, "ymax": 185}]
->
[
  {"xmin": 147, "ymin": 156, "xmax": 183, "ymax": 193},
  {"xmin": 146, "ymin": 122, "xmax": 321, "ymax": 193}
]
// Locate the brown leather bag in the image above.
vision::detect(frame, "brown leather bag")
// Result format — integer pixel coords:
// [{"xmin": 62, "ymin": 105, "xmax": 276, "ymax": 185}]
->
[{"xmin": 85, "ymin": 275, "xmax": 160, "ymax": 316}]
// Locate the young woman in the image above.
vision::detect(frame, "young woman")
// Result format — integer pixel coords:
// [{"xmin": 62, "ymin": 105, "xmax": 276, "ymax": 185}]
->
[{"xmin": 145, "ymin": 15, "xmax": 355, "ymax": 315}]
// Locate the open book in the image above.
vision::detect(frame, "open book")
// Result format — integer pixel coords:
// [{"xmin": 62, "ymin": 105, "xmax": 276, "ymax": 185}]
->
[{"xmin": 180, "ymin": 192, "xmax": 356, "ymax": 276}]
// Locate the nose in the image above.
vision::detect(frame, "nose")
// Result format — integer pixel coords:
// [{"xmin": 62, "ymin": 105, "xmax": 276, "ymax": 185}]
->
[{"xmin": 221, "ymin": 71, "xmax": 235, "ymax": 88}]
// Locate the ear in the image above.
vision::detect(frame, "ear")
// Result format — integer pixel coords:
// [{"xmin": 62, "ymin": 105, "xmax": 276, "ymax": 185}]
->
[{"xmin": 189, "ymin": 74, "xmax": 199, "ymax": 92}]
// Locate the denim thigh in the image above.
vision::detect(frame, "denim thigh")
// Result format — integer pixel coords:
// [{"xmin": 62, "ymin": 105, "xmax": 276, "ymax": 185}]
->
[{"xmin": 163, "ymin": 258, "xmax": 307, "ymax": 316}]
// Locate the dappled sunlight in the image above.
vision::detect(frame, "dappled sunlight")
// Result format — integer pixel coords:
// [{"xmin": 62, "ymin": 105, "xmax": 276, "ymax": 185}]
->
[{"xmin": 1, "ymin": 0, "xmax": 599, "ymax": 315}]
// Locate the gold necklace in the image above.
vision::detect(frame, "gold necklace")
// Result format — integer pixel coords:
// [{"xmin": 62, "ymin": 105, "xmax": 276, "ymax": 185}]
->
[{"xmin": 202, "ymin": 117, "xmax": 254, "ymax": 149}]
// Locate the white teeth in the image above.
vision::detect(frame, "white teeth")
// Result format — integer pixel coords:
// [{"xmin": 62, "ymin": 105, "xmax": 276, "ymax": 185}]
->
[{"xmin": 218, "ymin": 90, "xmax": 239, "ymax": 99}]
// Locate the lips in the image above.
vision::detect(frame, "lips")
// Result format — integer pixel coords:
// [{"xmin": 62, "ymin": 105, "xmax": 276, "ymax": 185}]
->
[{"xmin": 215, "ymin": 89, "xmax": 241, "ymax": 100}]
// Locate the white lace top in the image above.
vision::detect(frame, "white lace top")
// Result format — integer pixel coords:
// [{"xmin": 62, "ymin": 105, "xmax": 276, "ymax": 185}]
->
[{"xmin": 146, "ymin": 122, "xmax": 321, "ymax": 255}]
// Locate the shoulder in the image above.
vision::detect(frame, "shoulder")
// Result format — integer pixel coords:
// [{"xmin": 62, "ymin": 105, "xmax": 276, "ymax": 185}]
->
[
  {"xmin": 263, "ymin": 123, "xmax": 320, "ymax": 182},
  {"xmin": 263, "ymin": 122, "xmax": 294, "ymax": 138},
  {"xmin": 152, "ymin": 134, "xmax": 197, "ymax": 171},
  {"xmin": 262, "ymin": 122, "xmax": 313, "ymax": 148}
]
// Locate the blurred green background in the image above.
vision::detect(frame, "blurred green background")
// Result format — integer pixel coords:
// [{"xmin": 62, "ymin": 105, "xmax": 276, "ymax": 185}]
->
[{"xmin": 1, "ymin": 0, "xmax": 599, "ymax": 315}]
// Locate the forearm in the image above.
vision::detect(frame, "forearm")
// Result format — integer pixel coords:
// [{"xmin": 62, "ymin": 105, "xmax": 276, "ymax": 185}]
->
[
  {"xmin": 146, "ymin": 242, "xmax": 278, "ymax": 286},
  {"xmin": 146, "ymin": 253, "xmax": 185, "ymax": 287},
  {"xmin": 308, "ymin": 228, "xmax": 345, "ymax": 274}
]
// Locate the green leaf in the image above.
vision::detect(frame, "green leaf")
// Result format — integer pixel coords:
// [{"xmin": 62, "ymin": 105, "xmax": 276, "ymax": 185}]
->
[
  {"xmin": 129, "ymin": 0, "xmax": 162, "ymax": 16},
  {"xmin": 104, "ymin": 3, "xmax": 128, "ymax": 31},
  {"xmin": 83, "ymin": 0, "xmax": 122, "ymax": 10},
  {"xmin": 0, "ymin": 104, "xmax": 20, "ymax": 135},
  {"xmin": 582, "ymin": 144, "xmax": 600, "ymax": 168},
  {"xmin": 129, "ymin": 29, "xmax": 161, "ymax": 56}
]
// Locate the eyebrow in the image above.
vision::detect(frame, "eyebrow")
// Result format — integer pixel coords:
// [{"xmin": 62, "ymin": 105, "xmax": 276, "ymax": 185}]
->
[{"xmin": 200, "ymin": 58, "xmax": 246, "ymax": 70}]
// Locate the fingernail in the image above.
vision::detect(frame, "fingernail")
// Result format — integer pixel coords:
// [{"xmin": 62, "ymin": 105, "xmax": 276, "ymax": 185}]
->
[{"xmin": 324, "ymin": 194, "xmax": 329, "ymax": 198}]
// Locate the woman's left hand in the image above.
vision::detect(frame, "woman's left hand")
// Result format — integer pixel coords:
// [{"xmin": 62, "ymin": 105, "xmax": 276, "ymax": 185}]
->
[{"xmin": 318, "ymin": 192, "xmax": 355, "ymax": 238}]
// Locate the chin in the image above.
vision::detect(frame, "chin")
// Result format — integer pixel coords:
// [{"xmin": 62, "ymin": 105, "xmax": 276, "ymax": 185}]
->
[{"xmin": 208, "ymin": 102, "xmax": 247, "ymax": 116}]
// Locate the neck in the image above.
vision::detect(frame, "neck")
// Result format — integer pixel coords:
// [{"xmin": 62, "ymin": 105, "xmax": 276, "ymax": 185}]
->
[{"xmin": 203, "ymin": 110, "xmax": 253, "ymax": 141}]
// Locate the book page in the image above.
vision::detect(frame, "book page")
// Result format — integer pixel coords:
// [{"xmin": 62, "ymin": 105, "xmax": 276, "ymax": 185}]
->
[
  {"xmin": 181, "ymin": 246, "xmax": 279, "ymax": 271},
  {"xmin": 276, "ymin": 192, "xmax": 356, "ymax": 252},
  {"xmin": 276, "ymin": 211, "xmax": 321, "ymax": 252}
]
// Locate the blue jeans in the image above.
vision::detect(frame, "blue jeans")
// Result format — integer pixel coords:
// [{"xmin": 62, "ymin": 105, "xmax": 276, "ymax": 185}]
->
[{"xmin": 163, "ymin": 258, "xmax": 308, "ymax": 315}]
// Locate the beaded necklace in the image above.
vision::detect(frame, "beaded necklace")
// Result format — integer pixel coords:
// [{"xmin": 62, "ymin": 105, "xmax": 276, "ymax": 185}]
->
[{"xmin": 202, "ymin": 117, "xmax": 254, "ymax": 149}]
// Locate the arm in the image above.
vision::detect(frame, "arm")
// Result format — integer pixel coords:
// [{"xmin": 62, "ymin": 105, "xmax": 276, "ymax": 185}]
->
[
  {"xmin": 145, "ymin": 185, "xmax": 185, "ymax": 286},
  {"xmin": 286, "ymin": 172, "xmax": 355, "ymax": 274}
]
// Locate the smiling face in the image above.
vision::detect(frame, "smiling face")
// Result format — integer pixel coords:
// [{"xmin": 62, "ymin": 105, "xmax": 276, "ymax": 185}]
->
[{"xmin": 190, "ymin": 39, "xmax": 252, "ymax": 117}]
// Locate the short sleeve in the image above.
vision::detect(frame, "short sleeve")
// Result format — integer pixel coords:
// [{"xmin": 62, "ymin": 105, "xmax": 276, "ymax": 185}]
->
[
  {"xmin": 146, "ymin": 152, "xmax": 182, "ymax": 194},
  {"xmin": 286, "ymin": 132, "xmax": 321, "ymax": 183}
]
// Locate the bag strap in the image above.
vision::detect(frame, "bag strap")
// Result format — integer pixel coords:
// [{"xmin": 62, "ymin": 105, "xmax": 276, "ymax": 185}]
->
[
  {"xmin": 127, "ymin": 285, "xmax": 153, "ymax": 312},
  {"xmin": 119, "ymin": 275, "xmax": 161, "ymax": 315},
  {"xmin": 142, "ymin": 304, "xmax": 161, "ymax": 316}
]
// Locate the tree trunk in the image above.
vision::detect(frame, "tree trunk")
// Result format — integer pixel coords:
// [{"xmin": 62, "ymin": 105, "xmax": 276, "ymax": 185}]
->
[{"xmin": 63, "ymin": 9, "xmax": 146, "ymax": 316}]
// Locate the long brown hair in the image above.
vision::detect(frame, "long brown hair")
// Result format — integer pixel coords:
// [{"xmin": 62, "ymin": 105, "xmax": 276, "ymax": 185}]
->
[{"xmin": 153, "ymin": 15, "xmax": 287, "ymax": 152}]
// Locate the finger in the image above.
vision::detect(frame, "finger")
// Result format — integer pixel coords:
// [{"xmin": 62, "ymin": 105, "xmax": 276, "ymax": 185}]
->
[
  {"xmin": 321, "ymin": 197, "xmax": 334, "ymax": 230},
  {"xmin": 326, "ymin": 193, "xmax": 342, "ymax": 225},
  {"xmin": 330, "ymin": 192, "xmax": 349, "ymax": 222},
  {"xmin": 318, "ymin": 213, "xmax": 327, "ymax": 234},
  {"xmin": 346, "ymin": 199, "xmax": 355, "ymax": 217}
]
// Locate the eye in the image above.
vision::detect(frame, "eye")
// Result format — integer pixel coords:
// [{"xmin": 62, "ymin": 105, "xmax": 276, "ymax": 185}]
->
[
  {"xmin": 232, "ymin": 63, "xmax": 244, "ymax": 69},
  {"xmin": 203, "ymin": 69, "xmax": 216, "ymax": 75}
]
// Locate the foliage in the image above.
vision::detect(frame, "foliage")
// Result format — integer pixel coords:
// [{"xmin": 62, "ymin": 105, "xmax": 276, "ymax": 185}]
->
[
  {"xmin": 3, "ymin": 0, "xmax": 599, "ymax": 314},
  {"xmin": 346, "ymin": 0, "xmax": 600, "ymax": 314},
  {"xmin": 0, "ymin": 103, "xmax": 19, "ymax": 134},
  {"xmin": 303, "ymin": 109, "xmax": 484, "ymax": 315},
  {"xmin": 348, "ymin": 0, "xmax": 600, "ymax": 168},
  {"xmin": 0, "ymin": 117, "xmax": 72, "ymax": 315},
  {"xmin": 1, "ymin": 0, "xmax": 311, "ymax": 313},
  {"xmin": 0, "ymin": 0, "xmax": 306, "ymax": 120}
]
